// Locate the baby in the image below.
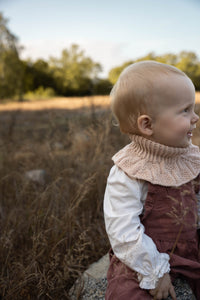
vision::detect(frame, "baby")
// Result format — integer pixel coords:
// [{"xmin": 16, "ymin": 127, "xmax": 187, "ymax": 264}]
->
[{"xmin": 104, "ymin": 61, "xmax": 200, "ymax": 299}]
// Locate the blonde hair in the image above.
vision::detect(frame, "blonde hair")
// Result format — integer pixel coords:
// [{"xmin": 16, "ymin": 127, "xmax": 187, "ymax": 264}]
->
[{"xmin": 111, "ymin": 60, "xmax": 187, "ymax": 134}]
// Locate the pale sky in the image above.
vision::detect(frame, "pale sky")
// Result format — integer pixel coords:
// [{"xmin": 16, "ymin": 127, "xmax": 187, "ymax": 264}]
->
[{"xmin": 1, "ymin": 0, "xmax": 200, "ymax": 77}]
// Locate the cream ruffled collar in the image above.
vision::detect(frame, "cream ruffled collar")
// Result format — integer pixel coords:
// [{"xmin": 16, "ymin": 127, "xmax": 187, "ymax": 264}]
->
[{"xmin": 112, "ymin": 135, "xmax": 200, "ymax": 186}]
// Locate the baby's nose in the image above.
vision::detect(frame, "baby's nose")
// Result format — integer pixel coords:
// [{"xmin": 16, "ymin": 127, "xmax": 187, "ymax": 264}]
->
[{"xmin": 192, "ymin": 112, "xmax": 199, "ymax": 124}]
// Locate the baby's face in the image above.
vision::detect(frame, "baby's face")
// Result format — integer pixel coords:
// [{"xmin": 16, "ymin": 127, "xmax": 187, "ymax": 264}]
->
[{"xmin": 150, "ymin": 74, "xmax": 199, "ymax": 148}]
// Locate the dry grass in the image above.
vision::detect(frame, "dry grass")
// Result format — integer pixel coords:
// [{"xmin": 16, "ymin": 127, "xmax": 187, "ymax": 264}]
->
[
  {"xmin": 196, "ymin": 92, "xmax": 200, "ymax": 103},
  {"xmin": 0, "ymin": 102, "xmax": 128, "ymax": 299},
  {"xmin": 0, "ymin": 98, "xmax": 200, "ymax": 299},
  {"xmin": 0, "ymin": 92, "xmax": 199, "ymax": 112},
  {"xmin": 0, "ymin": 96, "xmax": 110, "ymax": 111}
]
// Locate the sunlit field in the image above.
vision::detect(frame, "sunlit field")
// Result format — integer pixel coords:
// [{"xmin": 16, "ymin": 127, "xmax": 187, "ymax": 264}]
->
[
  {"xmin": 0, "ymin": 92, "xmax": 199, "ymax": 111},
  {"xmin": 196, "ymin": 91, "xmax": 200, "ymax": 103},
  {"xmin": 0, "ymin": 95, "xmax": 200, "ymax": 299},
  {"xmin": 0, "ymin": 96, "xmax": 110, "ymax": 111}
]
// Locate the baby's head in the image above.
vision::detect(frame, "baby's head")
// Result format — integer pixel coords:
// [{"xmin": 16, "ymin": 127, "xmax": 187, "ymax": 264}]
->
[
  {"xmin": 111, "ymin": 61, "xmax": 198, "ymax": 147},
  {"xmin": 111, "ymin": 61, "xmax": 195, "ymax": 136}
]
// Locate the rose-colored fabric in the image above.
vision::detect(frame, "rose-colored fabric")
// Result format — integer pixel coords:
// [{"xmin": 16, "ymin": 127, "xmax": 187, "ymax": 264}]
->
[
  {"xmin": 106, "ymin": 178, "xmax": 200, "ymax": 299},
  {"xmin": 112, "ymin": 135, "xmax": 200, "ymax": 187},
  {"xmin": 106, "ymin": 250, "xmax": 153, "ymax": 300}
]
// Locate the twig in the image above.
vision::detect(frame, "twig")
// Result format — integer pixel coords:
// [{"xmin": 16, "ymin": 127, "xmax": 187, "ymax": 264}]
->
[{"xmin": 170, "ymin": 224, "xmax": 184, "ymax": 257}]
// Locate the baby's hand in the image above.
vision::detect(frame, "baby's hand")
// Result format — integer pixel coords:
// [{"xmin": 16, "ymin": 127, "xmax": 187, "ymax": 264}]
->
[{"xmin": 149, "ymin": 273, "xmax": 176, "ymax": 300}]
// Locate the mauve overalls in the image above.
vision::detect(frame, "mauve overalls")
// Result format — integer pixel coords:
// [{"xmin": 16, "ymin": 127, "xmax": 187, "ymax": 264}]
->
[{"xmin": 105, "ymin": 177, "xmax": 200, "ymax": 299}]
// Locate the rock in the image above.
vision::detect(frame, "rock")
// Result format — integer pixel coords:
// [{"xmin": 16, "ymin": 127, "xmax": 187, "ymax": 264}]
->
[
  {"xmin": 83, "ymin": 253, "xmax": 109, "ymax": 279},
  {"xmin": 167, "ymin": 278, "xmax": 196, "ymax": 299},
  {"xmin": 53, "ymin": 142, "xmax": 64, "ymax": 150},
  {"xmin": 25, "ymin": 169, "xmax": 47, "ymax": 185},
  {"xmin": 69, "ymin": 253, "xmax": 196, "ymax": 300},
  {"xmin": 69, "ymin": 254, "xmax": 109, "ymax": 300}
]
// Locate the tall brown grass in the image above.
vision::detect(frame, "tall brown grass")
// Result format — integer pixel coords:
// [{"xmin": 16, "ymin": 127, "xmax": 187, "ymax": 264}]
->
[
  {"xmin": 0, "ymin": 101, "xmax": 128, "ymax": 299},
  {"xmin": 0, "ymin": 98, "xmax": 200, "ymax": 299}
]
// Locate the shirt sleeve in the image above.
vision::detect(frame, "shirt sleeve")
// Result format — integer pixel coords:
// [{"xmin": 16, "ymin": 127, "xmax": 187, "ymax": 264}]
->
[{"xmin": 104, "ymin": 165, "xmax": 170, "ymax": 289}]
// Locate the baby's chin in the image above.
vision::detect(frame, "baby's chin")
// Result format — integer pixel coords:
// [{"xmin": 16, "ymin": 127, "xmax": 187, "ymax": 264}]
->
[
  {"xmin": 179, "ymin": 139, "xmax": 192, "ymax": 148},
  {"xmin": 169, "ymin": 139, "xmax": 192, "ymax": 148}
]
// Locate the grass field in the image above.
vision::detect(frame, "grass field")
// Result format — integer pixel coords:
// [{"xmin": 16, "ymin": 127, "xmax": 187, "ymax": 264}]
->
[
  {"xmin": 0, "ymin": 92, "xmax": 199, "ymax": 111},
  {"xmin": 0, "ymin": 95, "xmax": 200, "ymax": 299},
  {"xmin": 0, "ymin": 96, "xmax": 129, "ymax": 299},
  {"xmin": 196, "ymin": 91, "xmax": 200, "ymax": 103},
  {"xmin": 0, "ymin": 96, "xmax": 110, "ymax": 111}
]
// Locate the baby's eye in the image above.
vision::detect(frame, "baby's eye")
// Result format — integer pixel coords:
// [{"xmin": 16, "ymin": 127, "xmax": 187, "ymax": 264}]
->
[{"xmin": 183, "ymin": 107, "xmax": 189, "ymax": 113}]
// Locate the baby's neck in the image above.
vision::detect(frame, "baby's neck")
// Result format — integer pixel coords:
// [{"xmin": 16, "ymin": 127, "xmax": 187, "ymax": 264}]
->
[{"xmin": 112, "ymin": 134, "xmax": 200, "ymax": 186}]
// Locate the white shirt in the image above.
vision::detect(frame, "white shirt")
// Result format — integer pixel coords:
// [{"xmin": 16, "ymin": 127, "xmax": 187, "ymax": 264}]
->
[{"xmin": 104, "ymin": 165, "xmax": 170, "ymax": 289}]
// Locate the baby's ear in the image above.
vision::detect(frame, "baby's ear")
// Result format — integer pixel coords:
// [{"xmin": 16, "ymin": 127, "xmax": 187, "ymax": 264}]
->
[{"xmin": 137, "ymin": 115, "xmax": 153, "ymax": 136}]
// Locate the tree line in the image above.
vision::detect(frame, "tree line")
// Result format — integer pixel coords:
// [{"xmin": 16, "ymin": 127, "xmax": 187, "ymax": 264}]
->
[
  {"xmin": 1, "ymin": 12, "xmax": 200, "ymax": 101},
  {"xmin": 108, "ymin": 52, "xmax": 200, "ymax": 90},
  {"xmin": 0, "ymin": 13, "xmax": 111, "ymax": 100}
]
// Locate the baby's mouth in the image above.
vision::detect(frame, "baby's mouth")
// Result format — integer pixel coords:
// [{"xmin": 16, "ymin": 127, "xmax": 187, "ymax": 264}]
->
[{"xmin": 187, "ymin": 130, "xmax": 193, "ymax": 137}]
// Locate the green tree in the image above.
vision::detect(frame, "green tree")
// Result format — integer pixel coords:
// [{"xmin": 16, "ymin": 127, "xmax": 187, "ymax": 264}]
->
[
  {"xmin": 175, "ymin": 51, "xmax": 200, "ymax": 90},
  {"xmin": 0, "ymin": 12, "xmax": 24, "ymax": 100},
  {"xmin": 93, "ymin": 78, "xmax": 112, "ymax": 95},
  {"xmin": 108, "ymin": 51, "xmax": 200, "ymax": 90},
  {"xmin": 155, "ymin": 53, "xmax": 178, "ymax": 65},
  {"xmin": 108, "ymin": 61, "xmax": 134, "ymax": 85},
  {"xmin": 22, "ymin": 58, "xmax": 56, "ymax": 93},
  {"xmin": 49, "ymin": 44, "xmax": 102, "ymax": 96}
]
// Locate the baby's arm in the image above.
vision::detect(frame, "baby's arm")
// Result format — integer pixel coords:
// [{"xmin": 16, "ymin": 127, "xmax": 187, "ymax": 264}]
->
[{"xmin": 104, "ymin": 165, "xmax": 170, "ymax": 290}]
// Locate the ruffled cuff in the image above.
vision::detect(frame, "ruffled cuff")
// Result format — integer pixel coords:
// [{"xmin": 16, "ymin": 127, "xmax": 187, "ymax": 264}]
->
[{"xmin": 137, "ymin": 253, "xmax": 170, "ymax": 290}]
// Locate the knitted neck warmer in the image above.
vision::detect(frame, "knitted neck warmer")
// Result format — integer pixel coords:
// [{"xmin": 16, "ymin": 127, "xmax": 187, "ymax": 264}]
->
[{"xmin": 112, "ymin": 134, "xmax": 200, "ymax": 187}]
